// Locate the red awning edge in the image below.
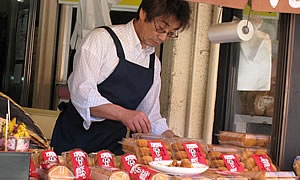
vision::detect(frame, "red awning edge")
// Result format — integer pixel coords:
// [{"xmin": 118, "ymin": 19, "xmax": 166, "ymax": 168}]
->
[
  {"xmin": 252, "ymin": 0, "xmax": 300, "ymax": 14},
  {"xmin": 187, "ymin": 0, "xmax": 300, "ymax": 14}
]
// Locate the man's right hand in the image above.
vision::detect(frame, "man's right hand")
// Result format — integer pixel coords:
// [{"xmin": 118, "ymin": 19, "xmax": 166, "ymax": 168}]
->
[
  {"xmin": 90, "ymin": 104, "xmax": 152, "ymax": 133},
  {"xmin": 120, "ymin": 109, "xmax": 152, "ymax": 133}
]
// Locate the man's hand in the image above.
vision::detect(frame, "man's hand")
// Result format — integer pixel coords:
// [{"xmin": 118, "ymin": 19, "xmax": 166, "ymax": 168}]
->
[
  {"xmin": 90, "ymin": 104, "xmax": 152, "ymax": 133},
  {"xmin": 120, "ymin": 109, "xmax": 152, "ymax": 133}
]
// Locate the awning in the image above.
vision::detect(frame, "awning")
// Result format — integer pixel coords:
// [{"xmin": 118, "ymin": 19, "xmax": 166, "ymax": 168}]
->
[
  {"xmin": 252, "ymin": 0, "xmax": 300, "ymax": 14},
  {"xmin": 188, "ymin": 0, "xmax": 300, "ymax": 14}
]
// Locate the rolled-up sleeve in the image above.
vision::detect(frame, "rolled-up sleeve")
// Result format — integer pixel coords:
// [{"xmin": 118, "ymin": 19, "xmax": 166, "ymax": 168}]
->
[{"xmin": 68, "ymin": 29, "xmax": 118, "ymax": 128}]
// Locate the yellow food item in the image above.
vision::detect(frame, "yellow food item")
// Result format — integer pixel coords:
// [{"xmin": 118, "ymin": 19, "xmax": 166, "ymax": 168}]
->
[{"xmin": 2, "ymin": 117, "xmax": 30, "ymax": 138}]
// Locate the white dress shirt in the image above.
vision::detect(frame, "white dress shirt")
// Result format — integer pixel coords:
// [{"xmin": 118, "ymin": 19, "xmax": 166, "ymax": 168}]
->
[{"xmin": 68, "ymin": 20, "xmax": 169, "ymax": 135}]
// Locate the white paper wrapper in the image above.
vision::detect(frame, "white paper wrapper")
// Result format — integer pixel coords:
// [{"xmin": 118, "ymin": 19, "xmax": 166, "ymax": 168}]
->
[
  {"xmin": 208, "ymin": 20, "xmax": 254, "ymax": 44},
  {"xmin": 237, "ymin": 30, "xmax": 272, "ymax": 91}
]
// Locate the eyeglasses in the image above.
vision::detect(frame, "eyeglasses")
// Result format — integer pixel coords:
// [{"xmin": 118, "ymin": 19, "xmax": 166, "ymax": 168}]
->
[{"xmin": 153, "ymin": 19, "xmax": 178, "ymax": 38}]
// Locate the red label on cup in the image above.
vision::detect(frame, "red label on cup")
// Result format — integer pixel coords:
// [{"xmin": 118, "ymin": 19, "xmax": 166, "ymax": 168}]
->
[
  {"xmin": 183, "ymin": 142, "xmax": 207, "ymax": 165},
  {"xmin": 121, "ymin": 154, "xmax": 138, "ymax": 172},
  {"xmin": 253, "ymin": 154, "xmax": 275, "ymax": 172},
  {"xmin": 129, "ymin": 164, "xmax": 159, "ymax": 180},
  {"xmin": 148, "ymin": 141, "xmax": 170, "ymax": 161},
  {"xmin": 96, "ymin": 150, "xmax": 115, "ymax": 168},
  {"xmin": 222, "ymin": 154, "xmax": 244, "ymax": 172},
  {"xmin": 70, "ymin": 149, "xmax": 90, "ymax": 179}
]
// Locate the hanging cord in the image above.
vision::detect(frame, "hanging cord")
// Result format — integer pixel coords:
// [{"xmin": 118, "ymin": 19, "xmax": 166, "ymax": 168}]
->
[{"xmin": 243, "ymin": 5, "xmax": 252, "ymax": 34}]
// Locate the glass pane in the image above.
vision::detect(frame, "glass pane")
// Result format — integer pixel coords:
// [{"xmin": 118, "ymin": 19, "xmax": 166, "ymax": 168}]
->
[
  {"xmin": 233, "ymin": 9, "xmax": 280, "ymax": 136},
  {"xmin": 0, "ymin": 0, "xmax": 39, "ymax": 106}
]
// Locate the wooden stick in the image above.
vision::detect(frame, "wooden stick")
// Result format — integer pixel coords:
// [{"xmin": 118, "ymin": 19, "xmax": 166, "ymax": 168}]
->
[
  {"xmin": 7, "ymin": 99, "xmax": 10, "ymax": 121},
  {"xmin": 5, "ymin": 114, "xmax": 8, "ymax": 151}
]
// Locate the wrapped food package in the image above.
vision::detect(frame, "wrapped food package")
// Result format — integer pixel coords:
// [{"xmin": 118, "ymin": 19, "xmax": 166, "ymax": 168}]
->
[
  {"xmin": 207, "ymin": 145, "xmax": 245, "ymax": 172},
  {"xmin": 30, "ymin": 149, "xmax": 60, "ymax": 179},
  {"xmin": 170, "ymin": 137, "xmax": 210, "ymax": 166},
  {"xmin": 88, "ymin": 150, "xmax": 115, "ymax": 168},
  {"xmin": 240, "ymin": 148, "xmax": 278, "ymax": 172},
  {"xmin": 119, "ymin": 153, "xmax": 138, "ymax": 172},
  {"xmin": 121, "ymin": 133, "xmax": 172, "ymax": 165},
  {"xmin": 238, "ymin": 170, "xmax": 296, "ymax": 180},
  {"xmin": 254, "ymin": 94, "xmax": 274, "ymax": 117},
  {"xmin": 90, "ymin": 166, "xmax": 129, "ymax": 180},
  {"xmin": 29, "ymin": 149, "xmax": 43, "ymax": 179},
  {"xmin": 201, "ymin": 168, "xmax": 250, "ymax": 179},
  {"xmin": 218, "ymin": 131, "xmax": 271, "ymax": 148},
  {"xmin": 47, "ymin": 165, "xmax": 75, "ymax": 180},
  {"xmin": 62, "ymin": 149, "xmax": 90, "ymax": 179},
  {"xmin": 119, "ymin": 153, "xmax": 168, "ymax": 180},
  {"xmin": 38, "ymin": 150, "xmax": 60, "ymax": 170},
  {"xmin": 129, "ymin": 164, "xmax": 168, "ymax": 180},
  {"xmin": 239, "ymin": 91, "xmax": 274, "ymax": 117}
]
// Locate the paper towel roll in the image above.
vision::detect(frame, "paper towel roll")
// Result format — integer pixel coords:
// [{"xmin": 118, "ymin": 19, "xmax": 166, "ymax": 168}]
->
[{"xmin": 208, "ymin": 20, "xmax": 254, "ymax": 44}]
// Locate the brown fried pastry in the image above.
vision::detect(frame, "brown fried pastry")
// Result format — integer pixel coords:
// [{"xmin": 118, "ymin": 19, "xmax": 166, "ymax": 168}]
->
[
  {"xmin": 138, "ymin": 147, "xmax": 151, "ymax": 156},
  {"xmin": 175, "ymin": 151, "xmax": 188, "ymax": 160},
  {"xmin": 208, "ymin": 151, "xmax": 222, "ymax": 159},
  {"xmin": 171, "ymin": 142, "xmax": 185, "ymax": 151},
  {"xmin": 244, "ymin": 157, "xmax": 255, "ymax": 169},
  {"xmin": 140, "ymin": 155, "xmax": 153, "ymax": 165},
  {"xmin": 135, "ymin": 139, "xmax": 148, "ymax": 147},
  {"xmin": 180, "ymin": 159, "xmax": 193, "ymax": 168}
]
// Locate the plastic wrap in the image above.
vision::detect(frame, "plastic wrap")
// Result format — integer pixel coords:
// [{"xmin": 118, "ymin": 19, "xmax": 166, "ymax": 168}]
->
[
  {"xmin": 218, "ymin": 131, "xmax": 271, "ymax": 148},
  {"xmin": 207, "ymin": 145, "xmax": 244, "ymax": 172},
  {"xmin": 89, "ymin": 166, "xmax": 129, "ymax": 180},
  {"xmin": 170, "ymin": 137, "xmax": 210, "ymax": 166}
]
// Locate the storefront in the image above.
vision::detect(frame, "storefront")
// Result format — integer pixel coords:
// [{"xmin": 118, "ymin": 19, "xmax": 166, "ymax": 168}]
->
[
  {"xmin": 0, "ymin": 0, "xmax": 300, "ymax": 174},
  {"xmin": 209, "ymin": 3, "xmax": 300, "ymax": 171}
]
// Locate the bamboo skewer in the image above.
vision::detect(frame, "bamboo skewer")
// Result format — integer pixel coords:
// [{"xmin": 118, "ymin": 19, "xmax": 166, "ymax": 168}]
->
[
  {"xmin": 5, "ymin": 114, "xmax": 8, "ymax": 151},
  {"xmin": 5, "ymin": 99, "xmax": 11, "ymax": 151},
  {"xmin": 8, "ymin": 99, "xmax": 10, "ymax": 121}
]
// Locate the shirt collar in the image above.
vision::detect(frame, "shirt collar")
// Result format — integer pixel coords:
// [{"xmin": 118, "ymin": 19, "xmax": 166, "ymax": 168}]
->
[{"xmin": 127, "ymin": 19, "xmax": 155, "ymax": 54}]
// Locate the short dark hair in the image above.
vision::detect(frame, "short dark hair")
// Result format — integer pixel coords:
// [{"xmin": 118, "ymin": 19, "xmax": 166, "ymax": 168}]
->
[{"xmin": 136, "ymin": 0, "xmax": 191, "ymax": 31}]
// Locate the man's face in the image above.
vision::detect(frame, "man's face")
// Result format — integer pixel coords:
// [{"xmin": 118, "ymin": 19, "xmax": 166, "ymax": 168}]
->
[{"xmin": 138, "ymin": 10, "xmax": 181, "ymax": 48}]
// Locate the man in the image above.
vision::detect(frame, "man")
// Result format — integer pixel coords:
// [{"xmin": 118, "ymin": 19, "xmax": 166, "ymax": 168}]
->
[{"xmin": 51, "ymin": 0, "xmax": 191, "ymax": 155}]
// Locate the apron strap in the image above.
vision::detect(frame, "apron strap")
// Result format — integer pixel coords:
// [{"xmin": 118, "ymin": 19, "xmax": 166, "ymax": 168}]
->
[
  {"xmin": 149, "ymin": 53, "xmax": 155, "ymax": 69},
  {"xmin": 101, "ymin": 26, "xmax": 125, "ymax": 60}
]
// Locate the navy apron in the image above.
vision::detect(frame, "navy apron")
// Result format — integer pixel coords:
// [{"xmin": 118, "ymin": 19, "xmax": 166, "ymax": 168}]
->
[{"xmin": 51, "ymin": 26, "xmax": 155, "ymax": 155}]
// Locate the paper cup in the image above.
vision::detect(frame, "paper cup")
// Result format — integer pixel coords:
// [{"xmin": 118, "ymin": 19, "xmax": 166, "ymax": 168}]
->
[{"xmin": 7, "ymin": 136, "xmax": 30, "ymax": 152}]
